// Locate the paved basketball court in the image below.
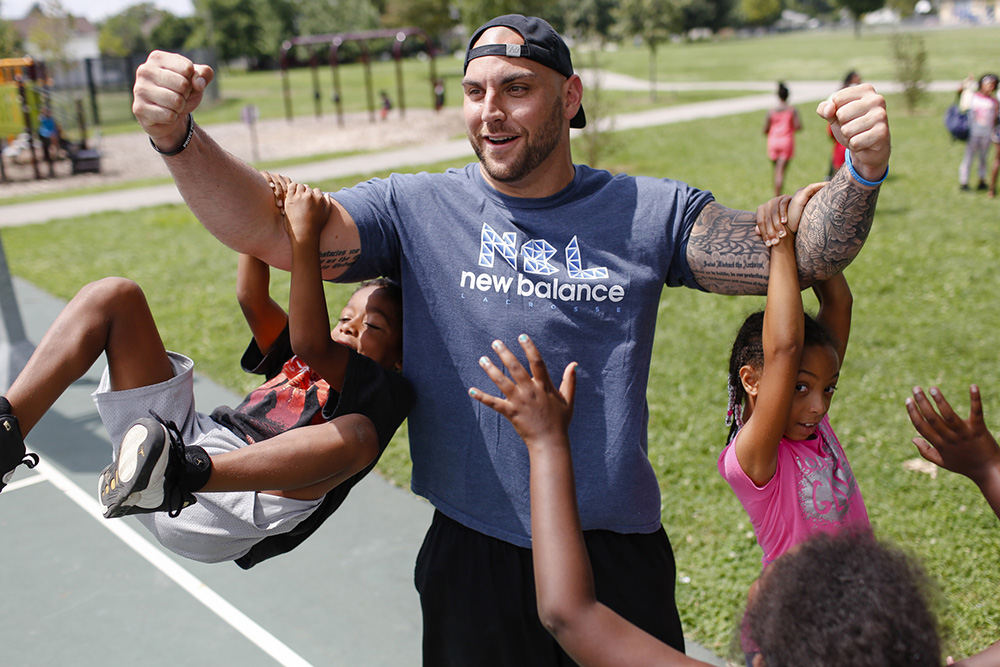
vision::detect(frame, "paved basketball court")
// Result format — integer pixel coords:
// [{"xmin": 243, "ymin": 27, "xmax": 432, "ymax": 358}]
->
[{"xmin": 0, "ymin": 278, "xmax": 430, "ymax": 666}]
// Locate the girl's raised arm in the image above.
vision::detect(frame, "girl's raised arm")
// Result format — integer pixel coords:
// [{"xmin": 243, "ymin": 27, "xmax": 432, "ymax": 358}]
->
[
  {"xmin": 734, "ymin": 184, "xmax": 824, "ymax": 487},
  {"xmin": 469, "ymin": 337, "xmax": 710, "ymax": 667}
]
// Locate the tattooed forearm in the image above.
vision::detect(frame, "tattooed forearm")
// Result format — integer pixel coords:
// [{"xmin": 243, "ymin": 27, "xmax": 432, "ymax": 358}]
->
[
  {"xmin": 795, "ymin": 167, "xmax": 879, "ymax": 281},
  {"xmin": 687, "ymin": 203, "xmax": 770, "ymax": 295},
  {"xmin": 686, "ymin": 169, "xmax": 880, "ymax": 295},
  {"xmin": 319, "ymin": 247, "xmax": 361, "ymax": 274}
]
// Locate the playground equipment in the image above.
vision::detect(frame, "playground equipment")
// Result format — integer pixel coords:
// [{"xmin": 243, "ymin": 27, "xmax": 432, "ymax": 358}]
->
[
  {"xmin": 0, "ymin": 56, "xmax": 100, "ymax": 182},
  {"xmin": 279, "ymin": 28, "xmax": 438, "ymax": 126}
]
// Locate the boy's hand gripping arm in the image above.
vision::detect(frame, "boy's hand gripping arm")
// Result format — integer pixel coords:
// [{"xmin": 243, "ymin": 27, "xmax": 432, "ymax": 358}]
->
[
  {"xmin": 906, "ymin": 385, "xmax": 1000, "ymax": 521},
  {"xmin": 469, "ymin": 336, "xmax": 710, "ymax": 667},
  {"xmin": 284, "ymin": 181, "xmax": 351, "ymax": 390}
]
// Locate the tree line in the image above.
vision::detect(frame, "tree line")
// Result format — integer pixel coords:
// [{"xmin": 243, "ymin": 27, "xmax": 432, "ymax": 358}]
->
[{"xmin": 1, "ymin": 0, "xmax": 900, "ymax": 67}]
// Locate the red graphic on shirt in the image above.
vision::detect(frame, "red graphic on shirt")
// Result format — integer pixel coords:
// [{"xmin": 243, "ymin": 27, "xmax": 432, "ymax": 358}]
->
[{"xmin": 237, "ymin": 356, "xmax": 331, "ymax": 437}]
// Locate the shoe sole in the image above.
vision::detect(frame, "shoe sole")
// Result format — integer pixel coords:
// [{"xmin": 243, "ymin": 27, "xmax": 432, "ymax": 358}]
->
[{"xmin": 99, "ymin": 418, "xmax": 170, "ymax": 518}]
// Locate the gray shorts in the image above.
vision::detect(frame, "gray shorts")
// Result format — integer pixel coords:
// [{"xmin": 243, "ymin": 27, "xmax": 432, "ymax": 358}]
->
[{"xmin": 93, "ymin": 352, "xmax": 321, "ymax": 563}]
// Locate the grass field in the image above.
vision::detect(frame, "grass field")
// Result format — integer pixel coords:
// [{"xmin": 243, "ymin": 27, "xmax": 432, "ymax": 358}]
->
[{"xmin": 3, "ymin": 25, "xmax": 1000, "ymax": 662}]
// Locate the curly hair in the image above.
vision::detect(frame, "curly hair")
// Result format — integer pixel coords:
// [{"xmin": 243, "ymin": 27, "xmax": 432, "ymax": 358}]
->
[
  {"xmin": 725, "ymin": 310, "xmax": 839, "ymax": 441},
  {"xmin": 746, "ymin": 530, "xmax": 941, "ymax": 667}
]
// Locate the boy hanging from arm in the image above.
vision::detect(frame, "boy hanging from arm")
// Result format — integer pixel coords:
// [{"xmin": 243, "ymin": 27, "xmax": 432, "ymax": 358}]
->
[{"xmin": 0, "ymin": 172, "xmax": 413, "ymax": 568}]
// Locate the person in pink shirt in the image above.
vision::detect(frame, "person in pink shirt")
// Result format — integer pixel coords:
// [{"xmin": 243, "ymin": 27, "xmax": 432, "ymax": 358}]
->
[
  {"xmin": 763, "ymin": 82, "xmax": 802, "ymax": 196},
  {"xmin": 718, "ymin": 184, "xmax": 869, "ymax": 665}
]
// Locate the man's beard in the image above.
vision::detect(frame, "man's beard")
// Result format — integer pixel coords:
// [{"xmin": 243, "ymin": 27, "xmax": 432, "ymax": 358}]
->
[{"xmin": 470, "ymin": 96, "xmax": 565, "ymax": 185}]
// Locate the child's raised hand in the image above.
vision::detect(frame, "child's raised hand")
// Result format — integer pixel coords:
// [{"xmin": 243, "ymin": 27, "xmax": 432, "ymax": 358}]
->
[
  {"xmin": 906, "ymin": 385, "xmax": 1000, "ymax": 484},
  {"xmin": 261, "ymin": 170, "xmax": 292, "ymax": 217},
  {"xmin": 757, "ymin": 182, "xmax": 828, "ymax": 246},
  {"xmin": 469, "ymin": 335, "xmax": 576, "ymax": 450},
  {"xmin": 282, "ymin": 182, "xmax": 332, "ymax": 244},
  {"xmin": 756, "ymin": 194, "xmax": 792, "ymax": 248}
]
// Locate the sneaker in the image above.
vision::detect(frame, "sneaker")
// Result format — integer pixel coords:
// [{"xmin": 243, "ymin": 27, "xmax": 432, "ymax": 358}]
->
[
  {"xmin": 98, "ymin": 412, "xmax": 211, "ymax": 519},
  {"xmin": 960, "ymin": 183, "xmax": 970, "ymax": 191},
  {"xmin": 0, "ymin": 398, "xmax": 38, "ymax": 493},
  {"xmin": 978, "ymin": 180, "xmax": 988, "ymax": 191}
]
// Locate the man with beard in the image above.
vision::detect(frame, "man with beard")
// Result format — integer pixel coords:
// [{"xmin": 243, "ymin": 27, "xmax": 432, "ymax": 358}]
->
[{"xmin": 132, "ymin": 14, "xmax": 890, "ymax": 665}]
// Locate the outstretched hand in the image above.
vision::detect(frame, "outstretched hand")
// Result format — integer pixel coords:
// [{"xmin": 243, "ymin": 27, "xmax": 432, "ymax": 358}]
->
[
  {"xmin": 756, "ymin": 181, "xmax": 827, "ymax": 246},
  {"xmin": 816, "ymin": 83, "xmax": 890, "ymax": 184},
  {"xmin": 133, "ymin": 50, "xmax": 214, "ymax": 152},
  {"xmin": 468, "ymin": 335, "xmax": 576, "ymax": 450},
  {"xmin": 906, "ymin": 385, "xmax": 1000, "ymax": 484}
]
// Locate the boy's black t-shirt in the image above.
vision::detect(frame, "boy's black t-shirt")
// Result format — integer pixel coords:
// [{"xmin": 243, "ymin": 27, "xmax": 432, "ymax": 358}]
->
[{"xmin": 209, "ymin": 327, "xmax": 414, "ymax": 569}]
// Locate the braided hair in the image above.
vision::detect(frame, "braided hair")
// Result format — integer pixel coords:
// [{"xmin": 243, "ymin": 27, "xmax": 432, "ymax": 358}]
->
[{"xmin": 726, "ymin": 310, "xmax": 840, "ymax": 442}]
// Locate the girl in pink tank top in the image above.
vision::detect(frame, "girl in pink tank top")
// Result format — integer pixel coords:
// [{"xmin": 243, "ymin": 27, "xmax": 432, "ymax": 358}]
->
[{"xmin": 763, "ymin": 82, "xmax": 802, "ymax": 196}]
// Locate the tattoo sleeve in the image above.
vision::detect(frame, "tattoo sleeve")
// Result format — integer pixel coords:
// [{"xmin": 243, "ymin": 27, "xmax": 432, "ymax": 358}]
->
[{"xmin": 686, "ymin": 169, "xmax": 879, "ymax": 296}]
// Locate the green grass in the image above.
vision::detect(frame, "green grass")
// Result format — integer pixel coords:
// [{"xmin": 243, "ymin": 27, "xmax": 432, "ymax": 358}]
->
[
  {"xmin": 595, "ymin": 25, "xmax": 1000, "ymax": 83},
  {"xmin": 4, "ymin": 74, "xmax": 999, "ymax": 663}
]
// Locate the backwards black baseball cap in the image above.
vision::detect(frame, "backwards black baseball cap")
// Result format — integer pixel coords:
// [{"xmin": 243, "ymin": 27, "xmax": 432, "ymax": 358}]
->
[{"xmin": 464, "ymin": 14, "xmax": 586, "ymax": 129}]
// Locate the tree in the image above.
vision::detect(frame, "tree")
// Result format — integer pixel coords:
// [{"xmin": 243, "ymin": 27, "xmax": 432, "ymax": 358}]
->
[
  {"xmin": 293, "ymin": 0, "xmax": 381, "ymax": 38},
  {"xmin": 27, "ymin": 0, "xmax": 74, "ymax": 64},
  {"xmin": 149, "ymin": 12, "xmax": 199, "ymax": 52},
  {"xmin": 249, "ymin": 0, "xmax": 295, "ymax": 62},
  {"xmin": 564, "ymin": 0, "xmax": 617, "ymax": 43},
  {"xmin": 890, "ymin": 32, "xmax": 926, "ymax": 112},
  {"xmin": 837, "ymin": 0, "xmax": 884, "ymax": 35},
  {"xmin": 98, "ymin": 2, "xmax": 160, "ymax": 57},
  {"xmin": 677, "ymin": 0, "xmax": 736, "ymax": 32},
  {"xmin": 0, "ymin": 19, "xmax": 22, "ymax": 58},
  {"xmin": 740, "ymin": 0, "xmax": 783, "ymax": 25},
  {"xmin": 188, "ymin": 0, "xmax": 264, "ymax": 63},
  {"xmin": 382, "ymin": 0, "xmax": 458, "ymax": 48},
  {"xmin": 454, "ymin": 0, "xmax": 555, "ymax": 34},
  {"xmin": 617, "ymin": 0, "xmax": 678, "ymax": 101}
]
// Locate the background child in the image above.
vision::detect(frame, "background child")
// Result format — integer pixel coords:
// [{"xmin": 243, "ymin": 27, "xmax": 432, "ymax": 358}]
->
[
  {"xmin": 0, "ymin": 176, "xmax": 412, "ymax": 568},
  {"xmin": 468, "ymin": 334, "xmax": 1000, "ymax": 666},
  {"xmin": 763, "ymin": 82, "xmax": 802, "ymax": 196},
  {"xmin": 959, "ymin": 73, "xmax": 999, "ymax": 191}
]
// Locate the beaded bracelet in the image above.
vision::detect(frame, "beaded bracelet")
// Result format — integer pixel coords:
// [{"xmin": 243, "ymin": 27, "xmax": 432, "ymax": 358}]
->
[
  {"xmin": 844, "ymin": 149, "xmax": 888, "ymax": 187},
  {"xmin": 149, "ymin": 114, "xmax": 194, "ymax": 156}
]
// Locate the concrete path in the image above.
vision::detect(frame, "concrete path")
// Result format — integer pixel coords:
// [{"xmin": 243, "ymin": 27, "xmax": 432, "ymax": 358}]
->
[{"xmin": 0, "ymin": 77, "xmax": 957, "ymax": 228}]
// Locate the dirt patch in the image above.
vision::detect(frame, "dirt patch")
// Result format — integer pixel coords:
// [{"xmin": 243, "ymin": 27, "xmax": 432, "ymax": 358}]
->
[{"xmin": 0, "ymin": 107, "xmax": 466, "ymax": 199}]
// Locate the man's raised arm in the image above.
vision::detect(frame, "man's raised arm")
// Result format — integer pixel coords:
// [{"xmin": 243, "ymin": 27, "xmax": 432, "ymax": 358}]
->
[
  {"xmin": 687, "ymin": 84, "xmax": 888, "ymax": 295},
  {"xmin": 133, "ymin": 51, "xmax": 360, "ymax": 277}
]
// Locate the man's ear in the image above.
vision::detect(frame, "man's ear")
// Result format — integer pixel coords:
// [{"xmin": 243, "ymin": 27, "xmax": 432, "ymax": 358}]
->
[
  {"xmin": 562, "ymin": 74, "xmax": 583, "ymax": 123},
  {"xmin": 739, "ymin": 365, "xmax": 760, "ymax": 398}
]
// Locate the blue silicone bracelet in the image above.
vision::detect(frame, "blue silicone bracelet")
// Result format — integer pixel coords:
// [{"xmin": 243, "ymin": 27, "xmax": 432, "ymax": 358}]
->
[{"xmin": 844, "ymin": 149, "xmax": 888, "ymax": 187}]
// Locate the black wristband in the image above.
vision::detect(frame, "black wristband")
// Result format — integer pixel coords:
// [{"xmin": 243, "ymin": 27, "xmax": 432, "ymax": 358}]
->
[{"xmin": 149, "ymin": 114, "xmax": 194, "ymax": 156}]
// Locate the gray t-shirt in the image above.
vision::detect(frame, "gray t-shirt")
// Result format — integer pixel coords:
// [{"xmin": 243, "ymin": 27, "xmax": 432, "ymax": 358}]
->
[{"xmin": 335, "ymin": 163, "xmax": 713, "ymax": 547}]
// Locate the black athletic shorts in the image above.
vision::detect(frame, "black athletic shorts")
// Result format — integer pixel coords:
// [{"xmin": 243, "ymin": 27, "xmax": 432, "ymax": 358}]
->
[{"xmin": 415, "ymin": 510, "xmax": 684, "ymax": 666}]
